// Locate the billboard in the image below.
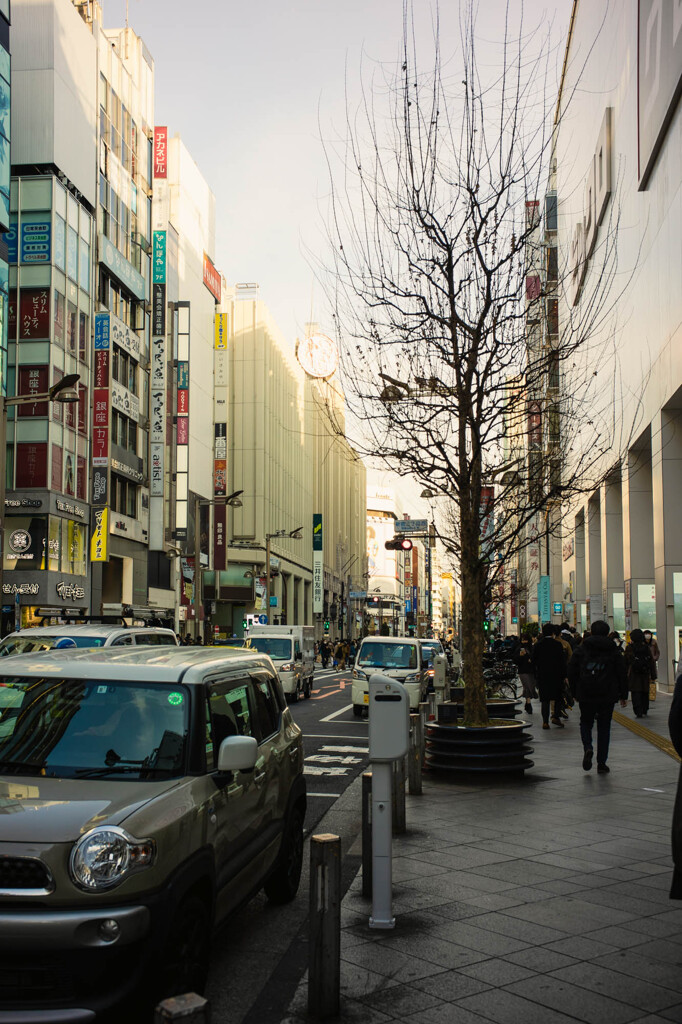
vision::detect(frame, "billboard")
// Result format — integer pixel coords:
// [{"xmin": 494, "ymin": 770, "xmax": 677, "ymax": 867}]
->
[{"xmin": 153, "ymin": 127, "xmax": 168, "ymax": 178}]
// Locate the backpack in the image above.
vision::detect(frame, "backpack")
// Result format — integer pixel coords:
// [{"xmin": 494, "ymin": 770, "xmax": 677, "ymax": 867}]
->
[
  {"xmin": 630, "ymin": 645, "xmax": 651, "ymax": 676},
  {"xmin": 579, "ymin": 652, "xmax": 613, "ymax": 698}
]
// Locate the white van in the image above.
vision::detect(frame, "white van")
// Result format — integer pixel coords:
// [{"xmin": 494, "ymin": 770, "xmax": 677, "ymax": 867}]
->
[
  {"xmin": 247, "ymin": 625, "xmax": 315, "ymax": 702},
  {"xmin": 351, "ymin": 635, "xmax": 429, "ymax": 716},
  {"xmin": 0, "ymin": 623, "xmax": 178, "ymax": 657}
]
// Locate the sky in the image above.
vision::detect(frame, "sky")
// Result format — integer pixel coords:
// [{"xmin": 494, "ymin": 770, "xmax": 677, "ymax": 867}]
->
[{"xmin": 102, "ymin": 0, "xmax": 570, "ymax": 349}]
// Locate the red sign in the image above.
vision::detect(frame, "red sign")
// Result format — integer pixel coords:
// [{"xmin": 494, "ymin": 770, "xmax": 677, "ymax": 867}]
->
[
  {"xmin": 177, "ymin": 389, "xmax": 189, "ymax": 415},
  {"xmin": 15, "ymin": 443, "xmax": 48, "ymax": 488},
  {"xmin": 213, "ymin": 459, "xmax": 226, "ymax": 496},
  {"xmin": 177, "ymin": 417, "xmax": 189, "ymax": 445},
  {"xmin": 154, "ymin": 126, "xmax": 168, "ymax": 178},
  {"xmin": 202, "ymin": 253, "xmax": 221, "ymax": 303},
  {"xmin": 8, "ymin": 289, "xmax": 16, "ymax": 336},
  {"xmin": 19, "ymin": 288, "xmax": 50, "ymax": 339},
  {"xmin": 94, "ymin": 349, "xmax": 110, "ymax": 388},
  {"xmin": 51, "ymin": 444, "xmax": 62, "ymax": 491},
  {"xmin": 92, "ymin": 426, "xmax": 109, "ymax": 463},
  {"xmin": 17, "ymin": 365, "xmax": 49, "ymax": 417},
  {"xmin": 93, "ymin": 389, "xmax": 109, "ymax": 428},
  {"xmin": 214, "ymin": 503, "xmax": 226, "ymax": 571}
]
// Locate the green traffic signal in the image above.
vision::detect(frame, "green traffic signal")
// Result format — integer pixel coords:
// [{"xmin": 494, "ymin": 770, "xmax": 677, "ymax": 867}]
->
[
  {"xmin": 483, "ymin": 620, "xmax": 489, "ymax": 631},
  {"xmin": 324, "ymin": 619, "xmax": 330, "ymax": 631},
  {"xmin": 242, "ymin": 618, "xmax": 248, "ymax": 629}
]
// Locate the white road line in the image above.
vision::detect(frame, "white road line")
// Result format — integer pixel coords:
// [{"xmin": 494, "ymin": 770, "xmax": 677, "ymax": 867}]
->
[
  {"xmin": 304, "ymin": 766, "xmax": 352, "ymax": 776},
  {"xmin": 320, "ymin": 703, "xmax": 353, "ymax": 723},
  {"xmin": 305, "ymin": 733, "xmax": 367, "ymax": 740},
  {"xmin": 307, "ymin": 792, "xmax": 341, "ymax": 798},
  {"xmin": 320, "ymin": 745, "xmax": 369, "ymax": 754}
]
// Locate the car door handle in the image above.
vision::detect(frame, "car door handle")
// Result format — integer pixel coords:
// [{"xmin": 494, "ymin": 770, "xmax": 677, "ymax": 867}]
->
[{"xmin": 253, "ymin": 770, "xmax": 266, "ymax": 786}]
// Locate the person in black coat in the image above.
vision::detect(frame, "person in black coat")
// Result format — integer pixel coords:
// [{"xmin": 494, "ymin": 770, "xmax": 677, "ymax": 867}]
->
[
  {"xmin": 567, "ymin": 619, "xmax": 627, "ymax": 773},
  {"xmin": 531, "ymin": 622, "xmax": 568, "ymax": 729},
  {"xmin": 669, "ymin": 671, "xmax": 682, "ymax": 899}
]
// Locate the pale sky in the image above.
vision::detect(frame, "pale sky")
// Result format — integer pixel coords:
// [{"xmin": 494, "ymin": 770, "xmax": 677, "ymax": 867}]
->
[{"xmin": 102, "ymin": 0, "xmax": 570, "ymax": 348}]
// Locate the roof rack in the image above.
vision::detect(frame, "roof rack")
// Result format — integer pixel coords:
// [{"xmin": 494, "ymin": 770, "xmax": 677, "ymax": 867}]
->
[{"xmin": 35, "ymin": 610, "xmax": 128, "ymax": 627}]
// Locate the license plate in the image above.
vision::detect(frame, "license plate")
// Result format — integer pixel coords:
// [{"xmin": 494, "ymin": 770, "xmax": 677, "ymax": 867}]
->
[{"xmin": 363, "ymin": 693, "xmax": 369, "ymax": 704}]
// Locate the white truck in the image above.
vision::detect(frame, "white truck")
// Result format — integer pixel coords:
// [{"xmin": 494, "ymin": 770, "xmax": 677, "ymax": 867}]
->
[{"xmin": 247, "ymin": 625, "xmax": 315, "ymax": 701}]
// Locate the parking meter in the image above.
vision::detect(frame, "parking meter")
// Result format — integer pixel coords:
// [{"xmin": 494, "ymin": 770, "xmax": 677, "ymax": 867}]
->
[
  {"xmin": 433, "ymin": 654, "xmax": 447, "ymax": 702},
  {"xmin": 368, "ymin": 673, "xmax": 409, "ymax": 929}
]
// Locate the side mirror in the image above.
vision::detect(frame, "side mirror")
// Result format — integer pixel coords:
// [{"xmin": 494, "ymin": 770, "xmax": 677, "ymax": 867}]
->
[
  {"xmin": 217, "ymin": 735, "xmax": 258, "ymax": 773},
  {"xmin": 295, "ymin": 651, "xmax": 303, "ymax": 661}
]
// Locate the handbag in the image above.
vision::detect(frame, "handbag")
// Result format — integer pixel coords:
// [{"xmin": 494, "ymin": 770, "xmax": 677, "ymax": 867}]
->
[{"xmin": 649, "ymin": 681, "xmax": 657, "ymax": 702}]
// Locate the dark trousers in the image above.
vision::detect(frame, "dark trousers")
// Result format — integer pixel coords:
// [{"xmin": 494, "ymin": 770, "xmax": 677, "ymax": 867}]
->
[
  {"xmin": 579, "ymin": 701, "xmax": 614, "ymax": 765},
  {"xmin": 541, "ymin": 700, "xmax": 552, "ymax": 724},
  {"xmin": 631, "ymin": 689, "xmax": 649, "ymax": 716}
]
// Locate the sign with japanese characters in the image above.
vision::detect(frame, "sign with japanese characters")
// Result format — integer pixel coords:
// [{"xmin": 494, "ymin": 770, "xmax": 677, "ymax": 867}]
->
[
  {"xmin": 202, "ymin": 252, "xmax": 221, "ymax": 302},
  {"xmin": 153, "ymin": 126, "xmax": 168, "ymax": 178}
]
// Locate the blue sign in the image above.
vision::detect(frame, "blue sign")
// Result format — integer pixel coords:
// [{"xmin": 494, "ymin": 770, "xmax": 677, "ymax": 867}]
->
[
  {"xmin": 3, "ymin": 216, "xmax": 17, "ymax": 262},
  {"xmin": 178, "ymin": 361, "xmax": 189, "ymax": 389},
  {"xmin": 395, "ymin": 518, "xmax": 428, "ymax": 534},
  {"xmin": 269, "ymin": 596, "xmax": 278, "ymax": 607},
  {"xmin": 538, "ymin": 575, "xmax": 551, "ymax": 622},
  {"xmin": 21, "ymin": 220, "xmax": 51, "ymax": 263},
  {"xmin": 553, "ymin": 602, "xmax": 563, "ymax": 615},
  {"xmin": 258, "ymin": 614, "xmax": 268, "ymax": 624},
  {"xmin": 94, "ymin": 313, "xmax": 110, "ymax": 350}
]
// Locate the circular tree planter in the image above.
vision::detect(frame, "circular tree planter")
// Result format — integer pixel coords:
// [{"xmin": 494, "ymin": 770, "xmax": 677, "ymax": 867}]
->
[
  {"xmin": 425, "ymin": 718, "xmax": 534, "ymax": 773},
  {"xmin": 439, "ymin": 698, "xmax": 521, "ymax": 721}
]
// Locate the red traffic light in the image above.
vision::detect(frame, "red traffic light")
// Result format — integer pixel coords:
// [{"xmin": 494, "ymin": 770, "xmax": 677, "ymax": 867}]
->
[{"xmin": 385, "ymin": 537, "xmax": 413, "ymax": 551}]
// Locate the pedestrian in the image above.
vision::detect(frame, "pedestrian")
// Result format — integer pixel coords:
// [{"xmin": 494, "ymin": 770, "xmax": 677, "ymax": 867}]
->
[
  {"xmin": 643, "ymin": 629, "xmax": 661, "ymax": 663},
  {"xmin": 513, "ymin": 633, "xmax": 537, "ymax": 715},
  {"xmin": 334, "ymin": 639, "xmax": 346, "ymax": 671},
  {"xmin": 669, "ymin": 669, "xmax": 682, "ymax": 899},
  {"xmin": 320, "ymin": 639, "xmax": 330, "ymax": 669},
  {"xmin": 625, "ymin": 628, "xmax": 656, "ymax": 717},
  {"xmin": 567, "ymin": 619, "xmax": 628, "ymax": 773},
  {"xmin": 531, "ymin": 622, "xmax": 568, "ymax": 729}
]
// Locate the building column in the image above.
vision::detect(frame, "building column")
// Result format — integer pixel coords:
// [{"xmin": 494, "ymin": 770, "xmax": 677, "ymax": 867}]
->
[
  {"xmin": 652, "ymin": 408, "xmax": 682, "ymax": 691},
  {"xmin": 622, "ymin": 439, "xmax": 655, "ymax": 633},
  {"xmin": 586, "ymin": 493, "xmax": 602, "ymax": 623},
  {"xmin": 600, "ymin": 472, "xmax": 624, "ymax": 630}
]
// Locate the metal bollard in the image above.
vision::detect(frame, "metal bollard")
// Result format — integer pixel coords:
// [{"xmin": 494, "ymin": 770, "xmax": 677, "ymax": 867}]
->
[
  {"xmin": 408, "ymin": 713, "xmax": 422, "ymax": 795},
  {"xmin": 392, "ymin": 756, "xmax": 406, "ymax": 834},
  {"xmin": 362, "ymin": 771, "xmax": 372, "ymax": 898},
  {"xmin": 419, "ymin": 701, "xmax": 429, "ymax": 764},
  {"xmin": 427, "ymin": 691, "xmax": 437, "ymax": 721},
  {"xmin": 154, "ymin": 994, "xmax": 210, "ymax": 1023},
  {"xmin": 308, "ymin": 833, "xmax": 341, "ymax": 1019}
]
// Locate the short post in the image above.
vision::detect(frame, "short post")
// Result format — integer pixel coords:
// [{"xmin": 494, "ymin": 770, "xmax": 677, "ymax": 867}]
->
[
  {"xmin": 392, "ymin": 756, "xmax": 406, "ymax": 834},
  {"xmin": 428, "ymin": 691, "xmax": 437, "ymax": 721},
  {"xmin": 154, "ymin": 994, "xmax": 210, "ymax": 1024},
  {"xmin": 308, "ymin": 834, "xmax": 341, "ymax": 1019},
  {"xmin": 419, "ymin": 701, "xmax": 429, "ymax": 764},
  {"xmin": 362, "ymin": 771, "xmax": 372, "ymax": 898},
  {"xmin": 370, "ymin": 761, "xmax": 395, "ymax": 929},
  {"xmin": 408, "ymin": 713, "xmax": 422, "ymax": 795}
]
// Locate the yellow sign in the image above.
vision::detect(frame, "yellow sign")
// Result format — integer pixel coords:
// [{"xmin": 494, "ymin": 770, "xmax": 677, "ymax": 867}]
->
[
  {"xmin": 214, "ymin": 312, "xmax": 227, "ymax": 350},
  {"xmin": 90, "ymin": 507, "xmax": 109, "ymax": 562}
]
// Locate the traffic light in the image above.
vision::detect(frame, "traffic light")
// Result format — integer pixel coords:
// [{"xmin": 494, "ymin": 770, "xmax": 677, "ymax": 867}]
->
[
  {"xmin": 483, "ymin": 620, "xmax": 490, "ymax": 632},
  {"xmin": 324, "ymin": 619, "xmax": 330, "ymax": 632},
  {"xmin": 384, "ymin": 537, "xmax": 413, "ymax": 551},
  {"xmin": 242, "ymin": 617, "xmax": 248, "ymax": 629}
]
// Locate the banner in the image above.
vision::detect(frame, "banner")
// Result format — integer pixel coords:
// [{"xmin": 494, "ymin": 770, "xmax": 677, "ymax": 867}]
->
[
  {"xmin": 214, "ymin": 503, "xmax": 226, "ymax": 571},
  {"xmin": 313, "ymin": 513, "xmax": 323, "ymax": 613},
  {"xmin": 90, "ymin": 507, "xmax": 109, "ymax": 562}
]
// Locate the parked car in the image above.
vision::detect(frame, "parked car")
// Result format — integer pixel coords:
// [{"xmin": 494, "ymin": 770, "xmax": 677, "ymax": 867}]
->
[
  {"xmin": 0, "ymin": 622, "xmax": 178, "ymax": 657},
  {"xmin": 0, "ymin": 646, "xmax": 306, "ymax": 1020},
  {"xmin": 351, "ymin": 635, "xmax": 430, "ymax": 715}
]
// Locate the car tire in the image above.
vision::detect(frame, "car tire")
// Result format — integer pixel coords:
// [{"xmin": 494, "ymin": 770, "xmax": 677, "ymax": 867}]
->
[
  {"xmin": 157, "ymin": 892, "xmax": 211, "ymax": 998},
  {"xmin": 289, "ymin": 686, "xmax": 299, "ymax": 703},
  {"xmin": 353, "ymin": 704, "xmax": 364, "ymax": 717},
  {"xmin": 264, "ymin": 807, "xmax": 304, "ymax": 905},
  {"xmin": 304, "ymin": 678, "xmax": 312, "ymax": 699}
]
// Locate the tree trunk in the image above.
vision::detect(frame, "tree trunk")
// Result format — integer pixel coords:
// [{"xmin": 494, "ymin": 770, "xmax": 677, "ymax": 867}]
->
[{"xmin": 460, "ymin": 498, "xmax": 489, "ymax": 728}]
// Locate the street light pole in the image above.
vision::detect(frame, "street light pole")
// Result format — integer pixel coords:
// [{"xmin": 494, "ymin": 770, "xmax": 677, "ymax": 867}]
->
[{"xmin": 265, "ymin": 526, "xmax": 303, "ymax": 625}]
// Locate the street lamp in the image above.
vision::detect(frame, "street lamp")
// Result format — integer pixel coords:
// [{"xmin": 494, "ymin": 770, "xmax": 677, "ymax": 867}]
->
[{"xmin": 265, "ymin": 526, "xmax": 302, "ymax": 624}]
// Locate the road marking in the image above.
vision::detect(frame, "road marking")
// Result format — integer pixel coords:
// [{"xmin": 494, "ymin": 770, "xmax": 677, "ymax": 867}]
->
[
  {"xmin": 305, "ymin": 733, "xmax": 367, "ymax": 740},
  {"xmin": 320, "ymin": 703, "xmax": 354, "ymax": 722},
  {"xmin": 311, "ymin": 686, "xmax": 347, "ymax": 701},
  {"xmin": 320, "ymin": 745, "xmax": 369, "ymax": 754},
  {"xmin": 304, "ymin": 766, "xmax": 352, "ymax": 776},
  {"xmin": 307, "ymin": 792, "xmax": 342, "ymax": 798},
  {"xmin": 613, "ymin": 711, "xmax": 681, "ymax": 762},
  {"xmin": 307, "ymin": 754, "xmax": 362, "ymax": 765},
  {"xmin": 643, "ymin": 788, "xmax": 665, "ymax": 793}
]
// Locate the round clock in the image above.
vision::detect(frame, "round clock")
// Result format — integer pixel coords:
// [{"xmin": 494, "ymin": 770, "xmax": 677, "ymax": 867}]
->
[{"xmin": 297, "ymin": 333, "xmax": 339, "ymax": 379}]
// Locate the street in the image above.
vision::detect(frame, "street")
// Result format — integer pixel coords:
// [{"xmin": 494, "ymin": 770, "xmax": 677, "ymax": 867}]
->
[{"xmin": 205, "ymin": 666, "xmax": 368, "ymax": 1024}]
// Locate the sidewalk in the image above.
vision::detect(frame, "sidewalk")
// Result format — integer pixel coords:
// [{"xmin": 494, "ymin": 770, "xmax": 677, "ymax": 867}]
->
[{"xmin": 285, "ymin": 696, "xmax": 682, "ymax": 1024}]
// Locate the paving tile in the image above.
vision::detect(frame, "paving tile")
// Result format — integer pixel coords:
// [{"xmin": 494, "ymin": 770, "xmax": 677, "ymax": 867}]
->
[
  {"xmin": 543, "ymin": 935, "xmax": 619, "ymax": 960},
  {"xmin": 584, "ymin": 888, "xmax": 666, "ymax": 917},
  {"xmin": 338, "ymin": 960, "xmax": 402, "ymax": 999},
  {"xmin": 464, "ymin": 910, "xmax": 568, "ymax": 944},
  {"xmin": 586, "ymin": 925, "xmax": 656, "ymax": 949},
  {"xmin": 357, "ymin": 981, "xmax": 444, "ymax": 1017},
  {"xmin": 468, "ymin": 859, "xmax": 569, "ymax": 884},
  {"xmin": 623, "ymin": 938, "xmax": 682, "ymax": 965},
  {"xmin": 414, "ymin": 847, "xmax": 515, "ymax": 869},
  {"xmin": 427, "ymin": 918, "xmax": 531, "ymax": 956},
  {"xmin": 660, "ymin": 1007, "xmax": 682, "ymax": 1022},
  {"xmin": 341, "ymin": 941, "xmax": 452, "ymax": 982},
  {"xmin": 391, "ymin": 857, "xmax": 452, "ymax": 882},
  {"xmin": 457, "ymin": 957, "xmax": 535, "ymax": 987},
  {"xmin": 504, "ymin": 947, "xmax": 580, "ymax": 973},
  {"xmin": 550, "ymin": 962, "xmax": 680, "ymax": 1012},
  {"xmin": 622, "ymin": 917, "xmax": 682, "ymax": 939},
  {"xmin": 594, "ymin": 950, "xmax": 682, "ymax": 992},
  {"xmin": 428, "ymin": 901, "xmax": 492, "ymax": 922},
  {"xmin": 372, "ymin": 932, "xmax": 486, "ymax": 971},
  {"xmin": 502, "ymin": 895, "xmax": 637, "ymax": 933},
  {"xmin": 457, "ymin": 987, "xmax": 587, "ymax": 1024},
  {"xmin": 402, "ymin": 1003, "xmax": 494, "ymax": 1024},
  {"xmin": 502, "ymin": 975, "xmax": 643, "ymax": 1023},
  {"xmin": 409, "ymin": 969, "xmax": 493, "ymax": 1001}
]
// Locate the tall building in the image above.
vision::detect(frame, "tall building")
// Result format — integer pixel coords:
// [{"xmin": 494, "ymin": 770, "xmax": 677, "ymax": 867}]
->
[{"xmin": 555, "ymin": 1, "xmax": 682, "ymax": 686}]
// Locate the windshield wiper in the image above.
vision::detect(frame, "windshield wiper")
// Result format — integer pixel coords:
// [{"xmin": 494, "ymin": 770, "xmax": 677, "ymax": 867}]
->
[{"xmin": 73, "ymin": 764, "xmax": 151, "ymax": 778}]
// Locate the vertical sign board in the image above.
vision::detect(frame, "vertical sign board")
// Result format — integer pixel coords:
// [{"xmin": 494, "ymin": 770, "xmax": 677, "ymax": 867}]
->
[
  {"xmin": 313, "ymin": 514, "xmax": 323, "ymax": 614},
  {"xmin": 90, "ymin": 506, "xmax": 109, "ymax": 563},
  {"xmin": 538, "ymin": 575, "xmax": 551, "ymax": 623},
  {"xmin": 149, "ymin": 231, "xmax": 167, "ymax": 549},
  {"xmin": 213, "ymin": 312, "xmax": 229, "ymax": 570},
  {"xmin": 92, "ymin": 315, "xmax": 110, "ymax": 518},
  {"xmin": 153, "ymin": 127, "xmax": 168, "ymax": 178}
]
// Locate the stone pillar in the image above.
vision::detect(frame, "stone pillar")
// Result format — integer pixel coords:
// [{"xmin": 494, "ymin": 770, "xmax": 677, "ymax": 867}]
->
[
  {"xmin": 651, "ymin": 409, "xmax": 682, "ymax": 691},
  {"xmin": 600, "ymin": 473, "xmax": 624, "ymax": 629},
  {"xmin": 622, "ymin": 440, "xmax": 655, "ymax": 633},
  {"xmin": 586, "ymin": 493, "xmax": 602, "ymax": 623}
]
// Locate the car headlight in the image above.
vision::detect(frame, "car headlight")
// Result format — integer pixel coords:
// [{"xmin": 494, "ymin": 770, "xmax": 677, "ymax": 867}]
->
[
  {"xmin": 353, "ymin": 669, "xmax": 367, "ymax": 680},
  {"xmin": 404, "ymin": 673, "xmax": 419, "ymax": 683},
  {"xmin": 280, "ymin": 663, "xmax": 293, "ymax": 672},
  {"xmin": 70, "ymin": 826, "xmax": 155, "ymax": 892}
]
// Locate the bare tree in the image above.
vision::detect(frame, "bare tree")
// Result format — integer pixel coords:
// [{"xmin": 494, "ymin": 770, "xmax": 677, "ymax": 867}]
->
[{"xmin": 319, "ymin": 1, "xmax": 641, "ymax": 726}]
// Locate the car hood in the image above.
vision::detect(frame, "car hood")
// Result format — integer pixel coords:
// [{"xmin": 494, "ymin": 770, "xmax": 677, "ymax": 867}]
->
[{"xmin": 0, "ymin": 776, "xmax": 181, "ymax": 843}]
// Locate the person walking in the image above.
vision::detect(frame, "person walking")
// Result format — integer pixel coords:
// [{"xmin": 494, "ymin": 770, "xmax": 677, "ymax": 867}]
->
[
  {"xmin": 531, "ymin": 622, "xmax": 568, "ymax": 730},
  {"xmin": 334, "ymin": 639, "xmax": 346, "ymax": 671},
  {"xmin": 669, "ymin": 669, "xmax": 682, "ymax": 899},
  {"xmin": 567, "ymin": 619, "xmax": 628, "ymax": 773},
  {"xmin": 320, "ymin": 638, "xmax": 330, "ymax": 669},
  {"xmin": 513, "ymin": 634, "xmax": 537, "ymax": 715},
  {"xmin": 625, "ymin": 628, "xmax": 656, "ymax": 717}
]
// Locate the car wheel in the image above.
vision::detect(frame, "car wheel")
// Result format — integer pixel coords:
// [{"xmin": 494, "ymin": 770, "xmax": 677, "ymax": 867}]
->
[
  {"xmin": 353, "ymin": 704, "xmax": 364, "ymax": 717},
  {"xmin": 264, "ymin": 807, "xmax": 304, "ymax": 904},
  {"xmin": 289, "ymin": 685, "xmax": 299, "ymax": 703},
  {"xmin": 304, "ymin": 678, "xmax": 312, "ymax": 699},
  {"xmin": 157, "ymin": 893, "xmax": 211, "ymax": 998}
]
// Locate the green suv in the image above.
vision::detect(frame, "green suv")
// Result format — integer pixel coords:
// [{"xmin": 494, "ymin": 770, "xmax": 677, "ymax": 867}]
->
[{"xmin": 0, "ymin": 647, "xmax": 306, "ymax": 1021}]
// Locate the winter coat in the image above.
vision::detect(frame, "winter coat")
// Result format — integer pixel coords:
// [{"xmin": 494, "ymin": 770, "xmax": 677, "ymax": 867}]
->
[
  {"xmin": 530, "ymin": 637, "xmax": 567, "ymax": 702},
  {"xmin": 669, "ymin": 671, "xmax": 682, "ymax": 899},
  {"xmin": 625, "ymin": 641, "xmax": 655, "ymax": 693},
  {"xmin": 567, "ymin": 635, "xmax": 627, "ymax": 705}
]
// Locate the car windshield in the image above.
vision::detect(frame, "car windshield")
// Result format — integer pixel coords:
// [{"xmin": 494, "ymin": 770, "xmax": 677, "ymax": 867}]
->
[
  {"xmin": 0, "ymin": 678, "xmax": 189, "ymax": 780},
  {"xmin": 0, "ymin": 634, "xmax": 109, "ymax": 656},
  {"xmin": 420, "ymin": 642, "xmax": 443, "ymax": 662},
  {"xmin": 246, "ymin": 638, "xmax": 292, "ymax": 660},
  {"xmin": 358, "ymin": 642, "xmax": 418, "ymax": 670}
]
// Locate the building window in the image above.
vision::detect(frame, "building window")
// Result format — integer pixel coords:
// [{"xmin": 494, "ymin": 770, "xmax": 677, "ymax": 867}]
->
[{"xmin": 111, "ymin": 473, "xmax": 137, "ymax": 519}]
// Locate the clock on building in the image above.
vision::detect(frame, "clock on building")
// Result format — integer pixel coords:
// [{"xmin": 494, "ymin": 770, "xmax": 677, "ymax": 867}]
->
[{"xmin": 297, "ymin": 333, "xmax": 339, "ymax": 379}]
